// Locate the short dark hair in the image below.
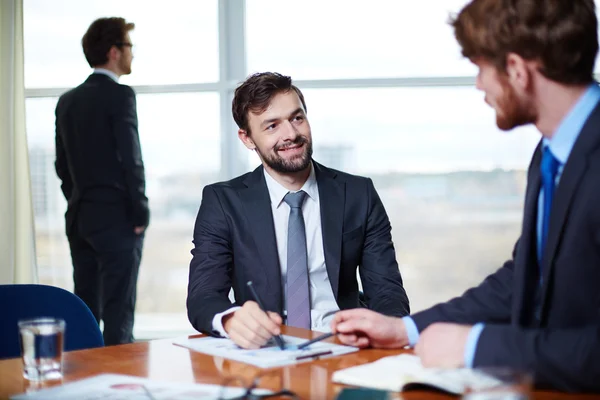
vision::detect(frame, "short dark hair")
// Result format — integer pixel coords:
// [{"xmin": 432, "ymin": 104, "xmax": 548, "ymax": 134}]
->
[
  {"xmin": 451, "ymin": 0, "xmax": 598, "ymax": 85},
  {"xmin": 81, "ymin": 17, "xmax": 135, "ymax": 68},
  {"xmin": 232, "ymin": 72, "xmax": 307, "ymax": 134}
]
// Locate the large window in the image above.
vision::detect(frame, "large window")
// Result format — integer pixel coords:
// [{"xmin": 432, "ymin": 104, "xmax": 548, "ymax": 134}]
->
[
  {"xmin": 25, "ymin": 0, "xmax": 566, "ymax": 337},
  {"xmin": 246, "ymin": 0, "xmax": 477, "ymax": 79}
]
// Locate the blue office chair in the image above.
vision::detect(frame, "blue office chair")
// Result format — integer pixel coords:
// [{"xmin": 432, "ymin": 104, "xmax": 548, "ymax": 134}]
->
[{"xmin": 0, "ymin": 284, "xmax": 104, "ymax": 359}]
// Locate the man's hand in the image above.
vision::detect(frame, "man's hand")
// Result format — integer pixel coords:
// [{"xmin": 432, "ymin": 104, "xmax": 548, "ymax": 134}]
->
[
  {"xmin": 134, "ymin": 226, "xmax": 145, "ymax": 235},
  {"xmin": 222, "ymin": 301, "xmax": 282, "ymax": 349},
  {"xmin": 414, "ymin": 323, "xmax": 472, "ymax": 368},
  {"xmin": 331, "ymin": 308, "xmax": 408, "ymax": 349}
]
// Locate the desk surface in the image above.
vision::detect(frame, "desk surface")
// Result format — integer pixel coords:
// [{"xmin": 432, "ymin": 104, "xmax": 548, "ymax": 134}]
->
[{"xmin": 0, "ymin": 326, "xmax": 597, "ymax": 399}]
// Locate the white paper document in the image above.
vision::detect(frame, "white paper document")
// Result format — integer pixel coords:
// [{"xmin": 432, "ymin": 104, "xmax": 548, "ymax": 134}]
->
[
  {"xmin": 11, "ymin": 373, "xmax": 268, "ymax": 400},
  {"xmin": 174, "ymin": 334, "xmax": 358, "ymax": 368},
  {"xmin": 332, "ymin": 354, "xmax": 503, "ymax": 395}
]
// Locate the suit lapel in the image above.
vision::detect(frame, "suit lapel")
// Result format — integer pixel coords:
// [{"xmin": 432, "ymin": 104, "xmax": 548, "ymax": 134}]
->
[
  {"xmin": 540, "ymin": 103, "xmax": 600, "ymax": 307},
  {"xmin": 239, "ymin": 166, "xmax": 283, "ymax": 313},
  {"xmin": 514, "ymin": 142, "xmax": 542, "ymax": 324},
  {"xmin": 314, "ymin": 162, "xmax": 345, "ymax": 299}
]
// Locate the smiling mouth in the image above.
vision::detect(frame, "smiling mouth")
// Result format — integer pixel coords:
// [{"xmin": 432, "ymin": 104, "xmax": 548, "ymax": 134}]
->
[{"xmin": 277, "ymin": 143, "xmax": 304, "ymax": 152}]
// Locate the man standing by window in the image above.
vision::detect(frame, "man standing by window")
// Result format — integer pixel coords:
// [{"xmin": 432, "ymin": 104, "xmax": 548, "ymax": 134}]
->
[{"xmin": 55, "ymin": 17, "xmax": 148, "ymax": 345}]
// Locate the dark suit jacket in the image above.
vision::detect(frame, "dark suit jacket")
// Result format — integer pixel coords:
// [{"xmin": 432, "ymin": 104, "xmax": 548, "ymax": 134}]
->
[
  {"xmin": 55, "ymin": 73, "xmax": 149, "ymax": 236},
  {"xmin": 411, "ymin": 103, "xmax": 600, "ymax": 392},
  {"xmin": 187, "ymin": 161, "xmax": 409, "ymax": 334}
]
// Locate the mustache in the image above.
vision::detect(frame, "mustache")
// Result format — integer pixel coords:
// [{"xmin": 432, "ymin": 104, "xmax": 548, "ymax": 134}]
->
[{"xmin": 274, "ymin": 136, "xmax": 308, "ymax": 151}]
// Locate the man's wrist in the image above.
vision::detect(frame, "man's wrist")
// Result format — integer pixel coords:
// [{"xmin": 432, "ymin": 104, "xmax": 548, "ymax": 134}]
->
[
  {"xmin": 464, "ymin": 323, "xmax": 485, "ymax": 368},
  {"xmin": 401, "ymin": 316, "xmax": 420, "ymax": 347},
  {"xmin": 394, "ymin": 317, "xmax": 410, "ymax": 347},
  {"xmin": 222, "ymin": 312, "xmax": 236, "ymax": 334},
  {"xmin": 212, "ymin": 306, "xmax": 240, "ymax": 337}
]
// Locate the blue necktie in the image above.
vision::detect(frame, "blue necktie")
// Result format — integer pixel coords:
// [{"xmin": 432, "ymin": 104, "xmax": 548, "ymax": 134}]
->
[
  {"xmin": 283, "ymin": 190, "xmax": 311, "ymax": 329},
  {"xmin": 538, "ymin": 147, "xmax": 560, "ymax": 264}
]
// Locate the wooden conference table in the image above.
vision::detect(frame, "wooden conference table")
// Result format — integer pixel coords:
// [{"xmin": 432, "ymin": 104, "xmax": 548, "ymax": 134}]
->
[{"xmin": 0, "ymin": 326, "xmax": 597, "ymax": 399}]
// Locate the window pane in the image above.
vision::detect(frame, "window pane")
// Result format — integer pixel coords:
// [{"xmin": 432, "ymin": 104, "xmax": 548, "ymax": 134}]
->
[
  {"xmin": 250, "ymin": 87, "xmax": 540, "ymax": 312},
  {"xmin": 26, "ymin": 92, "xmax": 220, "ymax": 335},
  {"xmin": 24, "ymin": 0, "xmax": 218, "ymax": 88},
  {"xmin": 26, "ymin": 98, "xmax": 71, "ymax": 291},
  {"xmin": 246, "ymin": 0, "xmax": 476, "ymax": 79},
  {"xmin": 135, "ymin": 93, "xmax": 220, "ymax": 333}
]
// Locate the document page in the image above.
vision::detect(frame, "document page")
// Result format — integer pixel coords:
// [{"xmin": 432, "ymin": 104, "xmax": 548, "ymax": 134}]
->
[
  {"xmin": 11, "ymin": 374, "xmax": 267, "ymax": 400},
  {"xmin": 174, "ymin": 334, "xmax": 358, "ymax": 368}
]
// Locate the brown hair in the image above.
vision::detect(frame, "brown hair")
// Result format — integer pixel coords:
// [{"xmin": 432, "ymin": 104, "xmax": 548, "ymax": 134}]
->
[
  {"xmin": 232, "ymin": 72, "xmax": 307, "ymax": 134},
  {"xmin": 451, "ymin": 0, "xmax": 598, "ymax": 84},
  {"xmin": 81, "ymin": 17, "xmax": 135, "ymax": 68}
]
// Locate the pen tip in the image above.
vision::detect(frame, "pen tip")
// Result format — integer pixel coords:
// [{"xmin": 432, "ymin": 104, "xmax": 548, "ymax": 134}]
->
[{"xmin": 247, "ymin": 281, "xmax": 253, "ymax": 287}]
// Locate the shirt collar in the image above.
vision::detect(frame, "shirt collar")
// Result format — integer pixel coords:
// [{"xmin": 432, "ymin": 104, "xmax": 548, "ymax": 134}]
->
[
  {"xmin": 263, "ymin": 162, "xmax": 318, "ymax": 208},
  {"xmin": 93, "ymin": 68, "xmax": 119, "ymax": 82},
  {"xmin": 543, "ymin": 83, "xmax": 600, "ymax": 164}
]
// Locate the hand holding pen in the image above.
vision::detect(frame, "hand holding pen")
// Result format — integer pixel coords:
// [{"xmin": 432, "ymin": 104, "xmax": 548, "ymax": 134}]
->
[
  {"xmin": 221, "ymin": 282, "xmax": 285, "ymax": 350},
  {"xmin": 246, "ymin": 281, "xmax": 286, "ymax": 350}
]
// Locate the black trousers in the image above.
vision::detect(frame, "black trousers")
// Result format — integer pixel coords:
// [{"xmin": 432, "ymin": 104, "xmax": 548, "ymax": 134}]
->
[{"xmin": 67, "ymin": 203, "xmax": 144, "ymax": 346}]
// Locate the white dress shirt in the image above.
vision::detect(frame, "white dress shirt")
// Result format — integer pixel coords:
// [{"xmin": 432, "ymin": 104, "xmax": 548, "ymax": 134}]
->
[
  {"xmin": 93, "ymin": 68, "xmax": 119, "ymax": 82},
  {"xmin": 212, "ymin": 163, "xmax": 339, "ymax": 336}
]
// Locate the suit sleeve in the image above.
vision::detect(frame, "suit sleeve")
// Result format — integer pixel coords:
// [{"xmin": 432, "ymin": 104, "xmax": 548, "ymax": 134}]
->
[
  {"xmin": 410, "ymin": 241, "xmax": 517, "ymax": 331},
  {"xmin": 111, "ymin": 86, "xmax": 149, "ymax": 227},
  {"xmin": 187, "ymin": 185, "xmax": 236, "ymax": 334},
  {"xmin": 358, "ymin": 178, "xmax": 410, "ymax": 317},
  {"xmin": 474, "ymin": 324, "xmax": 600, "ymax": 392},
  {"xmin": 54, "ymin": 98, "xmax": 73, "ymax": 199}
]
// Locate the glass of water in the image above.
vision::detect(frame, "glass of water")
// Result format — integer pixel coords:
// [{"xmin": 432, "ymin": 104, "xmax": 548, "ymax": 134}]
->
[{"xmin": 18, "ymin": 318, "xmax": 65, "ymax": 381}]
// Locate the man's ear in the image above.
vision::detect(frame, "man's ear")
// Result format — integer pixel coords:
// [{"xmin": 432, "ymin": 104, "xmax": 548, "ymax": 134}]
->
[
  {"xmin": 238, "ymin": 129, "xmax": 256, "ymax": 150},
  {"xmin": 505, "ymin": 52, "xmax": 531, "ymax": 91},
  {"xmin": 106, "ymin": 46, "xmax": 119, "ymax": 62}
]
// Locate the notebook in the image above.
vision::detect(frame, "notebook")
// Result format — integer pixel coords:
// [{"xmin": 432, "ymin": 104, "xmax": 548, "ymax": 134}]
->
[{"xmin": 332, "ymin": 354, "xmax": 503, "ymax": 395}]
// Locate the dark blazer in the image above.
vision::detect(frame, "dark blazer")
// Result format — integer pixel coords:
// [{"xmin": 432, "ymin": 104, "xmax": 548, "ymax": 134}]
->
[
  {"xmin": 187, "ymin": 161, "xmax": 409, "ymax": 334},
  {"xmin": 411, "ymin": 103, "xmax": 600, "ymax": 392},
  {"xmin": 55, "ymin": 73, "xmax": 149, "ymax": 235}
]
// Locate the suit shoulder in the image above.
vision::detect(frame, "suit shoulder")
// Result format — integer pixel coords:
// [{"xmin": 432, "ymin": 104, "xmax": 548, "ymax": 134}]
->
[
  {"xmin": 113, "ymin": 83, "xmax": 136, "ymax": 97},
  {"xmin": 56, "ymin": 86, "xmax": 82, "ymax": 112},
  {"xmin": 57, "ymin": 86, "xmax": 78, "ymax": 103}
]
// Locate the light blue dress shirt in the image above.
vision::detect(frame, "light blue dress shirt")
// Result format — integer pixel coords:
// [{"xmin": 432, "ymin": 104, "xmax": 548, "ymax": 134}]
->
[{"xmin": 403, "ymin": 83, "xmax": 600, "ymax": 367}]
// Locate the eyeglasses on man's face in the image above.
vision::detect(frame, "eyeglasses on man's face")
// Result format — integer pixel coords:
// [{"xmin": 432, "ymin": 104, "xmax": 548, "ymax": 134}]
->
[{"xmin": 116, "ymin": 42, "xmax": 133, "ymax": 49}]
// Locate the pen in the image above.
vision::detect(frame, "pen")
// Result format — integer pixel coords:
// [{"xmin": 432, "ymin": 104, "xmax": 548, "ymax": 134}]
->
[
  {"xmin": 295, "ymin": 350, "xmax": 333, "ymax": 361},
  {"xmin": 296, "ymin": 332, "xmax": 337, "ymax": 350},
  {"xmin": 246, "ymin": 281, "xmax": 286, "ymax": 350}
]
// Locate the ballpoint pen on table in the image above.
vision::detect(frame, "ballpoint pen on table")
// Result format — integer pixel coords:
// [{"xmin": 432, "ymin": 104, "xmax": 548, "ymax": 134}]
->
[{"xmin": 296, "ymin": 332, "xmax": 338, "ymax": 350}]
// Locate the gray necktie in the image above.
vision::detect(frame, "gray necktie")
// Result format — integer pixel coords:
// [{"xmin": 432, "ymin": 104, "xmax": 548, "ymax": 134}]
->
[{"xmin": 283, "ymin": 190, "xmax": 311, "ymax": 329}]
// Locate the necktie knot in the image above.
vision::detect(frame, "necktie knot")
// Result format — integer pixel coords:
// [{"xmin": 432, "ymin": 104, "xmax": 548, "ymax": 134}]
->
[
  {"xmin": 283, "ymin": 190, "xmax": 307, "ymax": 209},
  {"xmin": 541, "ymin": 147, "xmax": 560, "ymax": 180}
]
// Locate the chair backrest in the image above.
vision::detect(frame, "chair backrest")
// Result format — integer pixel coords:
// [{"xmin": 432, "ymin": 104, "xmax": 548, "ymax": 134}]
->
[{"xmin": 0, "ymin": 284, "xmax": 104, "ymax": 359}]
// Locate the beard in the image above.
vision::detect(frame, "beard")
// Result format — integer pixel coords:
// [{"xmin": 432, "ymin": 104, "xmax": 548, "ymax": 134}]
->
[
  {"xmin": 257, "ymin": 135, "xmax": 313, "ymax": 173},
  {"xmin": 494, "ymin": 77, "xmax": 536, "ymax": 131},
  {"xmin": 119, "ymin": 57, "xmax": 132, "ymax": 75}
]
